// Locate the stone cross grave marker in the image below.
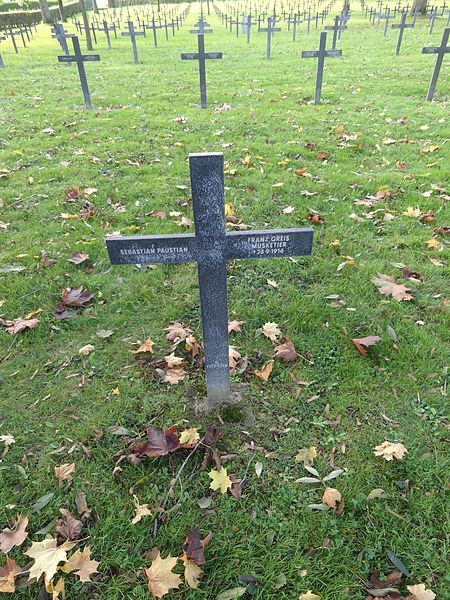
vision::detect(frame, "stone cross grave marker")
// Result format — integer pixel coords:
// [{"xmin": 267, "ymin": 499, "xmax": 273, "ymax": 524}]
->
[
  {"xmin": 381, "ymin": 8, "xmax": 395, "ymax": 37},
  {"xmin": 145, "ymin": 17, "xmax": 162, "ymax": 47},
  {"xmin": 7, "ymin": 27, "xmax": 22, "ymax": 54},
  {"xmin": 325, "ymin": 14, "xmax": 347, "ymax": 50},
  {"xmin": 106, "ymin": 153, "xmax": 313, "ymax": 411},
  {"xmin": 392, "ymin": 12, "xmax": 414, "ymax": 55},
  {"xmin": 0, "ymin": 34, "xmax": 5, "ymax": 68},
  {"xmin": 97, "ymin": 20, "xmax": 116, "ymax": 49},
  {"xmin": 242, "ymin": 15, "xmax": 256, "ymax": 43},
  {"xmin": 287, "ymin": 13, "xmax": 301, "ymax": 42},
  {"xmin": 422, "ymin": 27, "xmax": 449, "ymax": 100},
  {"xmin": 57, "ymin": 36, "xmax": 100, "ymax": 109},
  {"xmin": 52, "ymin": 23, "xmax": 75, "ymax": 64},
  {"xmin": 428, "ymin": 6, "xmax": 440, "ymax": 34},
  {"xmin": 302, "ymin": 31, "xmax": 342, "ymax": 104},
  {"xmin": 122, "ymin": 21, "xmax": 145, "ymax": 65},
  {"xmin": 258, "ymin": 16, "xmax": 281, "ymax": 59},
  {"xmin": 181, "ymin": 33, "xmax": 222, "ymax": 108},
  {"xmin": 190, "ymin": 17, "xmax": 212, "ymax": 34}
]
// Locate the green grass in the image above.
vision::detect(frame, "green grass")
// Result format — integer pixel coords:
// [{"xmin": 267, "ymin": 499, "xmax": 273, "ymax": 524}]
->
[{"xmin": 0, "ymin": 3, "xmax": 449, "ymax": 598}]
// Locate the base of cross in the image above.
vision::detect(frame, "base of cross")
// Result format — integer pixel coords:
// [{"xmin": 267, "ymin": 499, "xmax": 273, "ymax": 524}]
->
[{"xmin": 191, "ymin": 383, "xmax": 253, "ymax": 422}]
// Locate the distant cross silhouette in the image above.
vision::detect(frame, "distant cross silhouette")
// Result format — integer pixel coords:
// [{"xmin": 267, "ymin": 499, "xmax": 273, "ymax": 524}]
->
[
  {"xmin": 302, "ymin": 30, "xmax": 342, "ymax": 104},
  {"xmin": 181, "ymin": 33, "xmax": 222, "ymax": 108},
  {"xmin": 57, "ymin": 36, "xmax": 100, "ymax": 109},
  {"xmin": 392, "ymin": 12, "xmax": 414, "ymax": 55},
  {"xmin": 422, "ymin": 27, "xmax": 450, "ymax": 100},
  {"xmin": 325, "ymin": 15, "xmax": 347, "ymax": 49},
  {"xmin": 258, "ymin": 16, "xmax": 281, "ymax": 59},
  {"xmin": 122, "ymin": 21, "xmax": 145, "ymax": 65}
]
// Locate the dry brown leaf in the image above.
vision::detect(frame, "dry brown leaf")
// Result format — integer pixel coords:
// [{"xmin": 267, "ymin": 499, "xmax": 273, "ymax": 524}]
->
[
  {"xmin": 407, "ymin": 583, "xmax": 436, "ymax": 600},
  {"xmin": 254, "ymin": 362, "xmax": 273, "ymax": 381},
  {"xmin": 164, "ymin": 352, "xmax": 185, "ymax": 368},
  {"xmin": 61, "ymin": 546, "xmax": 99, "ymax": 582},
  {"xmin": 0, "ymin": 514, "xmax": 29, "ymax": 553},
  {"xmin": 373, "ymin": 441, "xmax": 407, "ymax": 461},
  {"xmin": 322, "ymin": 487, "xmax": 342, "ymax": 509},
  {"xmin": 229, "ymin": 346, "xmax": 242, "ymax": 370},
  {"xmin": 130, "ymin": 339, "xmax": 154, "ymax": 354},
  {"xmin": 54, "ymin": 463, "xmax": 75, "ymax": 485},
  {"xmin": 55, "ymin": 509, "xmax": 82, "ymax": 541},
  {"xmin": 274, "ymin": 338, "xmax": 297, "ymax": 362},
  {"xmin": 0, "ymin": 557, "xmax": 22, "ymax": 593},
  {"xmin": 163, "ymin": 368, "xmax": 187, "ymax": 385},
  {"xmin": 144, "ymin": 551, "xmax": 181, "ymax": 598},
  {"xmin": 3, "ymin": 318, "xmax": 39, "ymax": 335},
  {"xmin": 352, "ymin": 336, "xmax": 381, "ymax": 356},
  {"xmin": 372, "ymin": 274, "xmax": 412, "ymax": 301},
  {"xmin": 165, "ymin": 322, "xmax": 192, "ymax": 343},
  {"xmin": 228, "ymin": 320, "xmax": 244, "ymax": 333},
  {"xmin": 79, "ymin": 344, "xmax": 95, "ymax": 357}
]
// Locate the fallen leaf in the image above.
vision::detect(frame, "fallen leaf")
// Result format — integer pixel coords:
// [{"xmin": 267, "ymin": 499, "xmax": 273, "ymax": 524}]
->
[
  {"xmin": 299, "ymin": 592, "xmax": 321, "ymax": 600},
  {"xmin": 267, "ymin": 278, "xmax": 278, "ymax": 288},
  {"xmin": 25, "ymin": 537, "xmax": 75, "ymax": 583},
  {"xmin": 254, "ymin": 362, "xmax": 273, "ymax": 381},
  {"xmin": 228, "ymin": 320, "xmax": 244, "ymax": 333},
  {"xmin": 132, "ymin": 426, "xmax": 180, "ymax": 458},
  {"xmin": 162, "ymin": 368, "xmax": 187, "ymax": 384},
  {"xmin": 75, "ymin": 492, "xmax": 91, "ymax": 521},
  {"xmin": 177, "ymin": 216, "xmax": 193, "ymax": 228},
  {"xmin": 183, "ymin": 528, "xmax": 212, "ymax": 565},
  {"xmin": 2, "ymin": 317, "xmax": 39, "ymax": 335},
  {"xmin": 45, "ymin": 576, "xmax": 64, "ymax": 599},
  {"xmin": 407, "ymin": 583, "xmax": 436, "ymax": 600},
  {"xmin": 54, "ymin": 463, "xmax": 75, "ymax": 485},
  {"xmin": 144, "ymin": 551, "xmax": 181, "ymax": 598},
  {"xmin": 372, "ymin": 274, "xmax": 412, "ymax": 301},
  {"xmin": 55, "ymin": 509, "xmax": 82, "ymax": 541},
  {"xmin": 352, "ymin": 336, "xmax": 381, "ymax": 356},
  {"xmin": 131, "ymin": 495, "xmax": 152, "ymax": 525},
  {"xmin": 61, "ymin": 546, "xmax": 99, "ymax": 582},
  {"xmin": 282, "ymin": 206, "xmax": 295, "ymax": 214},
  {"xmin": 322, "ymin": 487, "xmax": 342, "ymax": 509},
  {"xmin": 403, "ymin": 207, "xmax": 422, "ymax": 217},
  {"xmin": 274, "ymin": 338, "xmax": 297, "ymax": 362},
  {"xmin": 164, "ymin": 352, "xmax": 185, "ymax": 368},
  {"xmin": 59, "ymin": 286, "xmax": 94, "ymax": 308},
  {"xmin": 0, "ymin": 434, "xmax": 15, "ymax": 447},
  {"xmin": 79, "ymin": 344, "xmax": 95, "ymax": 357},
  {"xmin": 229, "ymin": 346, "xmax": 242, "ymax": 370},
  {"xmin": 425, "ymin": 238, "xmax": 442, "ymax": 250},
  {"xmin": 295, "ymin": 447, "xmax": 317, "ymax": 466},
  {"xmin": 262, "ymin": 322, "xmax": 281, "ymax": 341},
  {"xmin": 68, "ymin": 252, "xmax": 89, "ymax": 264},
  {"xmin": 209, "ymin": 467, "xmax": 232, "ymax": 494},
  {"xmin": 373, "ymin": 441, "xmax": 407, "ymax": 461},
  {"xmin": 0, "ymin": 557, "xmax": 22, "ymax": 593},
  {"xmin": 307, "ymin": 212, "xmax": 324, "ymax": 223},
  {"xmin": 0, "ymin": 515, "xmax": 29, "ymax": 553},
  {"xmin": 165, "ymin": 322, "xmax": 192, "ymax": 343},
  {"xmin": 421, "ymin": 145, "xmax": 439, "ymax": 153},
  {"xmin": 130, "ymin": 339, "xmax": 154, "ymax": 354},
  {"xmin": 182, "ymin": 553, "xmax": 203, "ymax": 589},
  {"xmin": 216, "ymin": 587, "xmax": 247, "ymax": 599},
  {"xmin": 179, "ymin": 428, "xmax": 200, "ymax": 446}
]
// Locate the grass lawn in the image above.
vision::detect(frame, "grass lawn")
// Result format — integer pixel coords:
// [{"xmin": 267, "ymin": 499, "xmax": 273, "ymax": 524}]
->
[{"xmin": 0, "ymin": 2, "xmax": 449, "ymax": 598}]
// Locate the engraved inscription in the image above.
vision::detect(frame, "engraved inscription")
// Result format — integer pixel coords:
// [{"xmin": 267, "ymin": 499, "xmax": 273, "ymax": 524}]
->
[
  {"xmin": 249, "ymin": 234, "xmax": 290, "ymax": 255},
  {"xmin": 119, "ymin": 245, "xmax": 189, "ymax": 257}
]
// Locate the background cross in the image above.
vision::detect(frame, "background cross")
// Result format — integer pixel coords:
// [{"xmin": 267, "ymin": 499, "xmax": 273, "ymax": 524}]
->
[
  {"xmin": 422, "ymin": 27, "xmax": 450, "ymax": 100},
  {"xmin": 106, "ymin": 153, "xmax": 313, "ymax": 411},
  {"xmin": 258, "ymin": 16, "xmax": 281, "ymax": 60},
  {"xmin": 302, "ymin": 30, "xmax": 342, "ymax": 104},
  {"xmin": 57, "ymin": 36, "xmax": 100, "ymax": 109},
  {"xmin": 122, "ymin": 21, "xmax": 145, "ymax": 64},
  {"xmin": 181, "ymin": 34, "xmax": 222, "ymax": 108},
  {"xmin": 392, "ymin": 12, "xmax": 414, "ymax": 56}
]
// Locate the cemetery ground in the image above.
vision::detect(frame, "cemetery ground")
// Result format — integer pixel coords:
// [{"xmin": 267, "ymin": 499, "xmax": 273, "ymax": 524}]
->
[{"xmin": 0, "ymin": 6, "xmax": 449, "ymax": 599}]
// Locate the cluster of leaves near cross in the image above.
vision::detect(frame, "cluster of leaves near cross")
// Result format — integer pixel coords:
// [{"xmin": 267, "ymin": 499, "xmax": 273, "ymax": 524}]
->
[{"xmin": 0, "ymin": 5, "xmax": 449, "ymax": 599}]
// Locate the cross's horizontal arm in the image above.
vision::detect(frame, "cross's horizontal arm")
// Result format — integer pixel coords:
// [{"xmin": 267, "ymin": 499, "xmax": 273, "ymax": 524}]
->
[
  {"xmin": 226, "ymin": 228, "xmax": 313, "ymax": 259},
  {"xmin": 181, "ymin": 52, "xmax": 222, "ymax": 60},
  {"xmin": 422, "ymin": 45, "xmax": 450, "ymax": 53},
  {"xmin": 58, "ymin": 54, "xmax": 100, "ymax": 62},
  {"xmin": 105, "ymin": 233, "xmax": 197, "ymax": 264}
]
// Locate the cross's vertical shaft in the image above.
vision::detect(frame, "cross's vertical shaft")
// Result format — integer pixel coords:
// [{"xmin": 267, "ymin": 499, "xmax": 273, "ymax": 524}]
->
[
  {"xmin": 73, "ymin": 37, "xmax": 92, "ymax": 109},
  {"xmin": 189, "ymin": 153, "xmax": 230, "ymax": 407},
  {"xmin": 315, "ymin": 31, "xmax": 326, "ymax": 104},
  {"xmin": 197, "ymin": 34, "xmax": 207, "ymax": 108}
]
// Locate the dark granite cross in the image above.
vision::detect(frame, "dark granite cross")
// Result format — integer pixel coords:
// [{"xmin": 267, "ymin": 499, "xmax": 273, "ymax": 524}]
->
[
  {"xmin": 422, "ymin": 27, "xmax": 449, "ymax": 100},
  {"xmin": 122, "ymin": 21, "xmax": 145, "ymax": 65},
  {"xmin": 428, "ymin": 6, "xmax": 440, "ymax": 34},
  {"xmin": 97, "ymin": 20, "xmax": 116, "ymax": 49},
  {"xmin": 52, "ymin": 22, "xmax": 75, "ymax": 63},
  {"xmin": 287, "ymin": 13, "xmax": 300, "ymax": 42},
  {"xmin": 302, "ymin": 31, "xmax": 342, "ymax": 104},
  {"xmin": 380, "ymin": 8, "xmax": 395, "ymax": 37},
  {"xmin": 392, "ymin": 12, "xmax": 414, "ymax": 56},
  {"xmin": 57, "ymin": 36, "xmax": 100, "ymax": 109},
  {"xmin": 7, "ymin": 27, "xmax": 22, "ymax": 54},
  {"xmin": 181, "ymin": 34, "xmax": 222, "ymax": 108},
  {"xmin": 145, "ymin": 17, "xmax": 162, "ymax": 47},
  {"xmin": 258, "ymin": 16, "xmax": 281, "ymax": 60},
  {"xmin": 325, "ymin": 15, "xmax": 347, "ymax": 50},
  {"xmin": 105, "ymin": 153, "xmax": 313, "ymax": 410}
]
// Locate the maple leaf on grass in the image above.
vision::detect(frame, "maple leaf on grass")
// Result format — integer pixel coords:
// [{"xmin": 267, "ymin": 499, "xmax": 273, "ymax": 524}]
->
[
  {"xmin": 130, "ymin": 338, "xmax": 154, "ymax": 354},
  {"xmin": 262, "ymin": 322, "xmax": 281, "ymax": 341},
  {"xmin": 68, "ymin": 252, "xmax": 89, "ymax": 264},
  {"xmin": 228, "ymin": 320, "xmax": 244, "ymax": 333},
  {"xmin": 254, "ymin": 362, "xmax": 273, "ymax": 381},
  {"xmin": 164, "ymin": 352, "xmax": 185, "ymax": 368},
  {"xmin": 209, "ymin": 467, "xmax": 232, "ymax": 494},
  {"xmin": 25, "ymin": 537, "xmax": 75, "ymax": 583},
  {"xmin": 1, "ymin": 317, "xmax": 39, "ymax": 335},
  {"xmin": 45, "ymin": 576, "xmax": 64, "ymax": 599},
  {"xmin": 181, "ymin": 554, "xmax": 203, "ymax": 589},
  {"xmin": 131, "ymin": 425, "xmax": 180, "ymax": 458},
  {"xmin": 179, "ymin": 428, "xmax": 200, "ymax": 446},
  {"xmin": 322, "ymin": 487, "xmax": 342, "ymax": 509},
  {"xmin": 162, "ymin": 367, "xmax": 187, "ymax": 385},
  {"xmin": 55, "ymin": 509, "xmax": 82, "ymax": 541},
  {"xmin": 131, "ymin": 495, "xmax": 152, "ymax": 525},
  {"xmin": 0, "ymin": 514, "xmax": 29, "ymax": 554},
  {"xmin": 373, "ymin": 441, "xmax": 407, "ymax": 461},
  {"xmin": 372, "ymin": 274, "xmax": 412, "ymax": 301},
  {"xmin": 407, "ymin": 584, "xmax": 436, "ymax": 600},
  {"xmin": 183, "ymin": 528, "xmax": 212, "ymax": 566},
  {"xmin": 59, "ymin": 286, "xmax": 94, "ymax": 308},
  {"xmin": 352, "ymin": 335, "xmax": 381, "ymax": 356},
  {"xmin": 229, "ymin": 346, "xmax": 242, "ymax": 371},
  {"xmin": 61, "ymin": 546, "xmax": 99, "ymax": 582},
  {"xmin": 165, "ymin": 321, "xmax": 192, "ymax": 343},
  {"xmin": 0, "ymin": 557, "xmax": 22, "ymax": 593},
  {"xmin": 274, "ymin": 337, "xmax": 297, "ymax": 362},
  {"xmin": 144, "ymin": 551, "xmax": 181, "ymax": 599},
  {"xmin": 54, "ymin": 462, "xmax": 75, "ymax": 485},
  {"xmin": 299, "ymin": 592, "xmax": 321, "ymax": 600},
  {"xmin": 295, "ymin": 447, "xmax": 317, "ymax": 466}
]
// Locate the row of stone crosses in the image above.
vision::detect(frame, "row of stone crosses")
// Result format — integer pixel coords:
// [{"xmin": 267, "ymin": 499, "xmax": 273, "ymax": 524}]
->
[{"xmin": 1, "ymin": 1, "xmax": 448, "ymax": 104}]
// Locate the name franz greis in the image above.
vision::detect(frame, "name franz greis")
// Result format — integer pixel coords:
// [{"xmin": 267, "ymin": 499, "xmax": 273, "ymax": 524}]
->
[
  {"xmin": 248, "ymin": 234, "xmax": 291, "ymax": 255},
  {"xmin": 120, "ymin": 246, "xmax": 189, "ymax": 256}
]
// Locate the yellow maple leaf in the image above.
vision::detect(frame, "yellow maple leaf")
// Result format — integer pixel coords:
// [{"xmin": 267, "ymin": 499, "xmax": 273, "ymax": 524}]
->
[
  {"xmin": 254, "ymin": 362, "xmax": 273, "ymax": 381},
  {"xmin": 45, "ymin": 576, "xmax": 64, "ymax": 599},
  {"xmin": 25, "ymin": 537, "xmax": 75, "ymax": 583},
  {"xmin": 295, "ymin": 447, "xmax": 317, "ymax": 466},
  {"xmin": 299, "ymin": 591, "xmax": 321, "ymax": 600},
  {"xmin": 262, "ymin": 322, "xmax": 281, "ymax": 341},
  {"xmin": 131, "ymin": 495, "xmax": 152, "ymax": 525},
  {"xmin": 144, "ymin": 551, "xmax": 181, "ymax": 598},
  {"xmin": 179, "ymin": 428, "xmax": 200, "ymax": 445},
  {"xmin": 181, "ymin": 553, "xmax": 203, "ymax": 589},
  {"xmin": 130, "ymin": 339, "xmax": 154, "ymax": 354},
  {"xmin": 425, "ymin": 238, "xmax": 442, "ymax": 250},
  {"xmin": 164, "ymin": 352, "xmax": 185, "ymax": 369},
  {"xmin": 209, "ymin": 467, "xmax": 232, "ymax": 494},
  {"xmin": 403, "ymin": 207, "xmax": 421, "ymax": 217},
  {"xmin": 373, "ymin": 441, "xmax": 407, "ymax": 461},
  {"xmin": 54, "ymin": 463, "xmax": 75, "ymax": 485}
]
